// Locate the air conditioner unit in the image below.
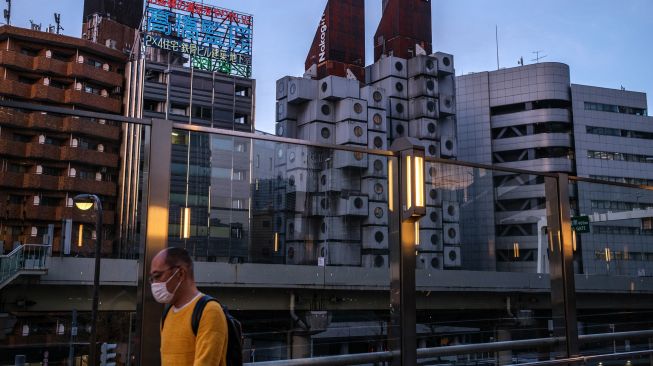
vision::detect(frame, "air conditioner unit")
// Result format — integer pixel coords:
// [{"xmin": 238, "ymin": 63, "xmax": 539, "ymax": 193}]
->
[
  {"xmin": 425, "ymin": 184, "xmax": 442, "ymax": 207},
  {"xmin": 389, "ymin": 118, "xmax": 409, "ymax": 140},
  {"xmin": 407, "ymin": 55, "xmax": 438, "ymax": 78},
  {"xmin": 319, "ymin": 75, "xmax": 360, "ymax": 101},
  {"xmin": 363, "ymin": 202, "xmax": 389, "ymax": 226},
  {"xmin": 440, "ymin": 135, "xmax": 457, "ymax": 158},
  {"xmin": 297, "ymin": 122, "xmax": 335, "ymax": 145},
  {"xmin": 318, "ymin": 216, "xmax": 361, "ymax": 241},
  {"xmin": 33, "ymin": 195, "xmax": 40, "ymax": 206},
  {"xmin": 318, "ymin": 169, "xmax": 357, "ymax": 193},
  {"xmin": 409, "ymin": 97, "xmax": 439, "ymax": 120},
  {"xmin": 319, "ymin": 242, "xmax": 362, "ymax": 266},
  {"xmin": 35, "ymin": 165, "xmax": 43, "ymax": 174},
  {"xmin": 95, "ymin": 172, "xmax": 102, "ymax": 181},
  {"xmin": 420, "ymin": 206, "xmax": 443, "ymax": 229},
  {"xmin": 336, "ymin": 195, "xmax": 369, "ymax": 217},
  {"xmin": 310, "ymin": 194, "xmax": 331, "ymax": 217},
  {"xmin": 45, "ymin": 50, "xmax": 52, "ymax": 59},
  {"xmin": 409, "ymin": 118, "xmax": 438, "ymax": 140},
  {"xmin": 38, "ymin": 135, "xmax": 46, "ymax": 144},
  {"xmin": 77, "ymin": 55, "xmax": 84, "ymax": 63},
  {"xmin": 100, "ymin": 89, "xmax": 108, "ymax": 97},
  {"xmin": 43, "ymin": 77, "xmax": 50, "ymax": 86},
  {"xmin": 276, "ymin": 120, "xmax": 297, "ymax": 138},
  {"xmin": 408, "ymin": 75, "xmax": 438, "ymax": 99},
  {"xmin": 336, "ymin": 98, "xmax": 368, "ymax": 122},
  {"xmin": 362, "ymin": 225, "xmax": 389, "ymax": 249},
  {"xmin": 372, "ymin": 77, "xmax": 408, "ymax": 99},
  {"xmin": 360, "ymin": 85, "xmax": 386, "ymax": 109},
  {"xmin": 368, "ymin": 131, "xmax": 388, "ymax": 151},
  {"xmin": 367, "ymin": 109, "xmax": 387, "ymax": 133},
  {"xmin": 433, "ymin": 52, "xmax": 455, "ymax": 76},
  {"xmin": 297, "ymin": 100, "xmax": 335, "ymax": 125},
  {"xmin": 68, "ymin": 167, "xmax": 77, "ymax": 177},
  {"xmin": 363, "ymin": 156, "xmax": 388, "ymax": 178},
  {"xmin": 97, "ymin": 144, "xmax": 104, "ymax": 152},
  {"xmin": 286, "ymin": 170, "xmax": 318, "ymax": 193},
  {"xmin": 443, "ymin": 223, "xmax": 461, "ymax": 245},
  {"xmin": 438, "ymin": 95, "xmax": 456, "ymax": 116},
  {"xmin": 287, "ymin": 218, "xmax": 319, "ymax": 241},
  {"xmin": 416, "ymin": 252, "xmax": 443, "ymax": 270},
  {"xmin": 335, "ymin": 120, "xmax": 367, "ymax": 145},
  {"xmin": 388, "ymin": 97, "xmax": 408, "ymax": 120},
  {"xmin": 276, "ymin": 99, "xmax": 298, "ymax": 121},
  {"xmin": 362, "ymin": 254, "xmax": 388, "ymax": 268},
  {"xmin": 365, "ymin": 55, "xmax": 407, "ymax": 83},
  {"xmin": 419, "ymin": 229, "xmax": 443, "ymax": 252},
  {"xmin": 362, "ymin": 178, "xmax": 388, "ymax": 202},
  {"xmin": 442, "ymin": 201, "xmax": 460, "ymax": 222},
  {"xmin": 288, "ymin": 77, "xmax": 318, "ymax": 104},
  {"xmin": 443, "ymin": 246, "xmax": 461, "ymax": 268},
  {"xmin": 438, "ymin": 74, "xmax": 455, "ymax": 97},
  {"xmin": 75, "ymin": 82, "xmax": 83, "ymax": 91},
  {"xmin": 286, "ymin": 242, "xmax": 315, "ymax": 265},
  {"xmin": 420, "ymin": 140, "xmax": 440, "ymax": 159},
  {"xmin": 332, "ymin": 150, "xmax": 368, "ymax": 170},
  {"xmin": 102, "ymin": 63, "xmax": 110, "ymax": 71}
]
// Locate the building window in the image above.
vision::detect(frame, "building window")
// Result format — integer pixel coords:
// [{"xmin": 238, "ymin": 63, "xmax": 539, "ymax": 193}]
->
[
  {"xmin": 586, "ymin": 126, "xmax": 653, "ymax": 140},
  {"xmin": 169, "ymin": 103, "xmax": 188, "ymax": 116},
  {"xmin": 233, "ymin": 169, "xmax": 246, "ymax": 181},
  {"xmin": 584, "ymin": 102, "xmax": 646, "ymax": 116},
  {"xmin": 234, "ymin": 113, "xmax": 248, "ymax": 125},
  {"xmin": 232, "ymin": 199, "xmax": 244, "ymax": 209},
  {"xmin": 587, "ymin": 150, "xmax": 653, "ymax": 163},
  {"xmin": 192, "ymin": 105, "xmax": 212, "ymax": 120}
]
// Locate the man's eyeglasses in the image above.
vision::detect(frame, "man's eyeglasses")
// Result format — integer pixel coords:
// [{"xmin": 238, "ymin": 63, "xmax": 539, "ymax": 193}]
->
[{"xmin": 148, "ymin": 266, "xmax": 179, "ymax": 284}]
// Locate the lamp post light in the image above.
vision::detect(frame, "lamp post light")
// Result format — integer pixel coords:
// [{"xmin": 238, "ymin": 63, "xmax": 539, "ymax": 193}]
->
[{"xmin": 73, "ymin": 194, "xmax": 102, "ymax": 366}]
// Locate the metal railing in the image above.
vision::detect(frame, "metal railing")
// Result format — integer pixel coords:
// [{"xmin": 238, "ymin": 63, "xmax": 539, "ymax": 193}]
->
[{"xmin": 0, "ymin": 244, "xmax": 50, "ymax": 289}]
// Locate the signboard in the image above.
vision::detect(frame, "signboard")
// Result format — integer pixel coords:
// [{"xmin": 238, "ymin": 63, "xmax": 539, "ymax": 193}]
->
[
  {"xmin": 571, "ymin": 215, "xmax": 590, "ymax": 233},
  {"xmin": 144, "ymin": 0, "xmax": 253, "ymax": 78}
]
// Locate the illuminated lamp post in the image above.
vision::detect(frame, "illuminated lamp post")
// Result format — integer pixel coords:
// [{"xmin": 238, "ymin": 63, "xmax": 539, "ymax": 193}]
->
[{"xmin": 73, "ymin": 194, "xmax": 103, "ymax": 366}]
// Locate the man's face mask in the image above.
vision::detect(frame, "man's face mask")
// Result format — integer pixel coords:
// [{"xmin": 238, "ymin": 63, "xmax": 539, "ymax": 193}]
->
[{"xmin": 151, "ymin": 268, "xmax": 181, "ymax": 304}]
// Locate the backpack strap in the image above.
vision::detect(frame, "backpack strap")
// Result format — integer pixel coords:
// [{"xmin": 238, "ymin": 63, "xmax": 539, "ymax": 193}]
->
[
  {"xmin": 191, "ymin": 294, "xmax": 216, "ymax": 336},
  {"xmin": 161, "ymin": 303, "xmax": 173, "ymax": 329}
]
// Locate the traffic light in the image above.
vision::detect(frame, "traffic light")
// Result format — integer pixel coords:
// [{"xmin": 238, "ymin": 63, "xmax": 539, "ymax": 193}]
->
[{"xmin": 100, "ymin": 342, "xmax": 117, "ymax": 366}]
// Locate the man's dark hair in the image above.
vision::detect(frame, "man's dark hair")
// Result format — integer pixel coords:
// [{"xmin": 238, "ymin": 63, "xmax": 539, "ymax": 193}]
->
[{"xmin": 165, "ymin": 247, "xmax": 194, "ymax": 279}]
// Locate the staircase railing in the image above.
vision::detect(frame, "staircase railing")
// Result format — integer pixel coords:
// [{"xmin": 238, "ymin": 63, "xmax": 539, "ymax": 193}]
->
[{"xmin": 0, "ymin": 244, "xmax": 50, "ymax": 288}]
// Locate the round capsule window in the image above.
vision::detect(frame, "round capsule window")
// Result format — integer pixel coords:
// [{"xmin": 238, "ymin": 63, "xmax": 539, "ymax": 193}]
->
[
  {"xmin": 354, "ymin": 151, "xmax": 364, "ymax": 161},
  {"xmin": 289, "ymin": 151, "xmax": 295, "ymax": 163},
  {"xmin": 354, "ymin": 197, "xmax": 364, "ymax": 209},
  {"xmin": 373, "ymin": 159, "xmax": 383, "ymax": 171},
  {"xmin": 396, "ymin": 124, "xmax": 405, "ymax": 135},
  {"xmin": 448, "ymin": 227, "xmax": 457, "ymax": 239},
  {"xmin": 431, "ymin": 257, "xmax": 440, "ymax": 268},
  {"xmin": 446, "ymin": 140, "xmax": 454, "ymax": 150},
  {"xmin": 429, "ymin": 189, "xmax": 438, "ymax": 200},
  {"xmin": 354, "ymin": 126, "xmax": 364, "ymax": 137},
  {"xmin": 428, "ymin": 145, "xmax": 437, "ymax": 156},
  {"xmin": 427, "ymin": 122, "xmax": 436, "ymax": 133},
  {"xmin": 426, "ymin": 79, "xmax": 435, "ymax": 91},
  {"xmin": 448, "ymin": 205, "xmax": 456, "ymax": 216},
  {"xmin": 445, "ymin": 99, "xmax": 452, "ymax": 108},
  {"xmin": 373, "ymin": 136, "xmax": 383, "ymax": 148},
  {"xmin": 426, "ymin": 59, "xmax": 435, "ymax": 71},
  {"xmin": 375, "ymin": 231, "xmax": 384, "ymax": 243},
  {"xmin": 321, "ymin": 127, "xmax": 331, "ymax": 139},
  {"xmin": 277, "ymin": 148, "xmax": 284, "ymax": 158},
  {"xmin": 277, "ymin": 125, "xmax": 285, "ymax": 136},
  {"xmin": 374, "ymin": 255, "xmax": 385, "ymax": 267},
  {"xmin": 374, "ymin": 183, "xmax": 384, "ymax": 195},
  {"xmin": 353, "ymin": 102, "xmax": 363, "ymax": 114},
  {"xmin": 396, "ymin": 103, "xmax": 404, "ymax": 114},
  {"xmin": 394, "ymin": 61, "xmax": 403, "ymax": 71},
  {"xmin": 429, "ymin": 166, "xmax": 437, "ymax": 178},
  {"xmin": 430, "ymin": 211, "xmax": 438, "ymax": 223},
  {"xmin": 321, "ymin": 222, "xmax": 327, "ymax": 234},
  {"xmin": 289, "ymin": 83, "xmax": 296, "ymax": 95},
  {"xmin": 395, "ymin": 82, "xmax": 404, "ymax": 92},
  {"xmin": 442, "ymin": 56, "xmax": 451, "ymax": 67},
  {"xmin": 372, "ymin": 91, "xmax": 383, "ymax": 102},
  {"xmin": 320, "ymin": 198, "xmax": 328, "ymax": 209},
  {"xmin": 427, "ymin": 101, "xmax": 436, "ymax": 112},
  {"xmin": 448, "ymin": 249, "xmax": 457, "ymax": 261},
  {"xmin": 431, "ymin": 233, "xmax": 439, "ymax": 245},
  {"xmin": 321, "ymin": 82, "xmax": 328, "ymax": 92},
  {"xmin": 374, "ymin": 206, "xmax": 384, "ymax": 218},
  {"xmin": 373, "ymin": 113, "xmax": 383, "ymax": 126},
  {"xmin": 321, "ymin": 174, "xmax": 327, "ymax": 186},
  {"xmin": 288, "ymin": 175, "xmax": 295, "ymax": 186},
  {"xmin": 321, "ymin": 104, "xmax": 331, "ymax": 115}
]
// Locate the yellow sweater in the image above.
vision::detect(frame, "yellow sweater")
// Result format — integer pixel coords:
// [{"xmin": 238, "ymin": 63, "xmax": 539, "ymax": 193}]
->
[{"xmin": 161, "ymin": 295, "xmax": 228, "ymax": 366}]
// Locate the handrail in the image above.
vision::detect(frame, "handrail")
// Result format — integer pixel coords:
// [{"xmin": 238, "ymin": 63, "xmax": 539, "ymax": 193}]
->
[
  {"xmin": 0, "ymin": 244, "xmax": 50, "ymax": 288},
  {"xmin": 515, "ymin": 349, "xmax": 653, "ymax": 366},
  {"xmin": 244, "ymin": 330, "xmax": 653, "ymax": 366}
]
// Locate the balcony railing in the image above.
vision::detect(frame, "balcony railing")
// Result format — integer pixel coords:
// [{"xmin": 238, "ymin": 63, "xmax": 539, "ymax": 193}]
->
[{"xmin": 0, "ymin": 244, "xmax": 50, "ymax": 290}]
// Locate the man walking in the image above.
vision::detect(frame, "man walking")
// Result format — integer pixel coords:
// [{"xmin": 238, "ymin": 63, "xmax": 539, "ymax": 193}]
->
[{"xmin": 150, "ymin": 247, "xmax": 228, "ymax": 365}]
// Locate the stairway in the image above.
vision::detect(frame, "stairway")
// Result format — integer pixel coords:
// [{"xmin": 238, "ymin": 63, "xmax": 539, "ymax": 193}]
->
[{"xmin": 0, "ymin": 244, "xmax": 50, "ymax": 290}]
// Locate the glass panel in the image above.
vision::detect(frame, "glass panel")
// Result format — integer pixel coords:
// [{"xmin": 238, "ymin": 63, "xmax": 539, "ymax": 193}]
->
[
  {"xmin": 573, "ymin": 180, "xmax": 653, "ymax": 356},
  {"xmin": 167, "ymin": 128, "xmax": 394, "ymax": 361},
  {"xmin": 418, "ymin": 159, "xmax": 563, "ymax": 363},
  {"xmin": 0, "ymin": 106, "xmax": 145, "ymax": 365}
]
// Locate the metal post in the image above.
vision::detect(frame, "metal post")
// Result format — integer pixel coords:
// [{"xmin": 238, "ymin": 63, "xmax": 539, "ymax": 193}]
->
[
  {"xmin": 135, "ymin": 119, "xmax": 173, "ymax": 366},
  {"xmin": 545, "ymin": 174, "xmax": 579, "ymax": 357},
  {"xmin": 68, "ymin": 309, "xmax": 77, "ymax": 366},
  {"xmin": 389, "ymin": 138, "xmax": 426, "ymax": 366},
  {"xmin": 90, "ymin": 196, "xmax": 103, "ymax": 366}
]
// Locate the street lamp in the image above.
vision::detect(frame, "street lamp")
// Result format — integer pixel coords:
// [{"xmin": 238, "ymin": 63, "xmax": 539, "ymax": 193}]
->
[{"xmin": 73, "ymin": 194, "xmax": 102, "ymax": 366}]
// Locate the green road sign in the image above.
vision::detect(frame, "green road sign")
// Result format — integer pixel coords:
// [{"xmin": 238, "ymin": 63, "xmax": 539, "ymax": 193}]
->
[{"xmin": 571, "ymin": 215, "xmax": 590, "ymax": 233}]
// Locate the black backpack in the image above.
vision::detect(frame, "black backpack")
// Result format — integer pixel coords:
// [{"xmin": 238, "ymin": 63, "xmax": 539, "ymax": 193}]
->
[{"xmin": 162, "ymin": 295, "xmax": 243, "ymax": 366}]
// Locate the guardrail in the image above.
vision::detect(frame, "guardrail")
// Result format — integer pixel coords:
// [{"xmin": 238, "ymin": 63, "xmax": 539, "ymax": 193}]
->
[{"xmin": 0, "ymin": 244, "xmax": 50, "ymax": 289}]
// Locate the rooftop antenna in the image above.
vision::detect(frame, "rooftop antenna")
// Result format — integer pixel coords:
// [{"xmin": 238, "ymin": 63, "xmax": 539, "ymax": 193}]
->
[
  {"xmin": 54, "ymin": 13, "xmax": 64, "ymax": 34},
  {"xmin": 495, "ymin": 25, "xmax": 500, "ymax": 70},
  {"xmin": 518, "ymin": 57, "xmax": 524, "ymax": 66},
  {"xmin": 29, "ymin": 19, "xmax": 41, "ymax": 31},
  {"xmin": 3, "ymin": 0, "xmax": 10, "ymax": 25},
  {"xmin": 531, "ymin": 50, "xmax": 547, "ymax": 63}
]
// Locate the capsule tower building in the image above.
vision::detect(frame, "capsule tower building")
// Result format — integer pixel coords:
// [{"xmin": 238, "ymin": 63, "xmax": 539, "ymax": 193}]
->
[{"xmin": 275, "ymin": 0, "xmax": 461, "ymax": 270}]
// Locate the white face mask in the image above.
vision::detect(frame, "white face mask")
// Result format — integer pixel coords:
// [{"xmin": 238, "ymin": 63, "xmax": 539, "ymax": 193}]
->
[{"xmin": 151, "ymin": 268, "xmax": 182, "ymax": 304}]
